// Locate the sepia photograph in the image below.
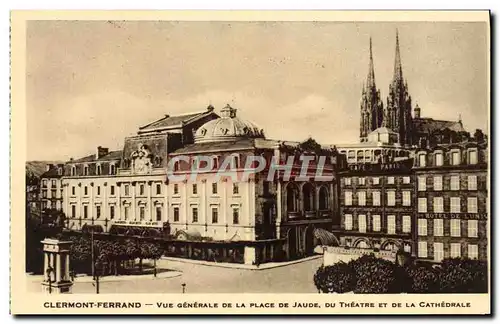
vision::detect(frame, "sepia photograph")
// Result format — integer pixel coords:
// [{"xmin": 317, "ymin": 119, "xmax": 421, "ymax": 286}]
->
[{"xmin": 11, "ymin": 10, "xmax": 490, "ymax": 315}]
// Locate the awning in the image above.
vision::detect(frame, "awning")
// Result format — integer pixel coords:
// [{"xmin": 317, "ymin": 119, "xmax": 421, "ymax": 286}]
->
[{"xmin": 313, "ymin": 228, "xmax": 340, "ymax": 246}]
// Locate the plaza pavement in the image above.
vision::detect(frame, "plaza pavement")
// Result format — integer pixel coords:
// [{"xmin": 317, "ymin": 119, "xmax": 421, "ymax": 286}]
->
[{"xmin": 26, "ymin": 257, "xmax": 323, "ymax": 294}]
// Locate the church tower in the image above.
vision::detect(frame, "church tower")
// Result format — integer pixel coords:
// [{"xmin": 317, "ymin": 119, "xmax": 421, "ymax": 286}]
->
[
  {"xmin": 360, "ymin": 37, "xmax": 384, "ymax": 142},
  {"xmin": 385, "ymin": 30, "xmax": 413, "ymax": 147}
]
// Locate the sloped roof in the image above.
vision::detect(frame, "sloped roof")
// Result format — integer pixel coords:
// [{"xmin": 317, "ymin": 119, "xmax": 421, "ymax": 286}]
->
[
  {"xmin": 138, "ymin": 109, "xmax": 216, "ymax": 132},
  {"xmin": 26, "ymin": 161, "xmax": 62, "ymax": 178},
  {"xmin": 71, "ymin": 150, "xmax": 122, "ymax": 163},
  {"xmin": 171, "ymin": 138, "xmax": 257, "ymax": 155},
  {"xmin": 369, "ymin": 127, "xmax": 398, "ymax": 135},
  {"xmin": 413, "ymin": 118, "xmax": 466, "ymax": 134}
]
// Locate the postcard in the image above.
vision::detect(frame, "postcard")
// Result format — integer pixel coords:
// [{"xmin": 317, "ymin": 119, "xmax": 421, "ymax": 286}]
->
[{"xmin": 11, "ymin": 10, "xmax": 490, "ymax": 315}]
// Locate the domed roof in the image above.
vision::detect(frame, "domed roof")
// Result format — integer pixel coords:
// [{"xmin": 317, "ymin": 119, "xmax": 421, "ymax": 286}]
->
[{"xmin": 194, "ymin": 104, "xmax": 265, "ymax": 143}]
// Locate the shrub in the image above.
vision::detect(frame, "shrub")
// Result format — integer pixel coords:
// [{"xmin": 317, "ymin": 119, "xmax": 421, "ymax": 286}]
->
[
  {"xmin": 406, "ymin": 264, "xmax": 440, "ymax": 293},
  {"xmin": 313, "ymin": 262, "xmax": 355, "ymax": 293},
  {"xmin": 349, "ymin": 254, "xmax": 403, "ymax": 293},
  {"xmin": 438, "ymin": 258, "xmax": 488, "ymax": 293}
]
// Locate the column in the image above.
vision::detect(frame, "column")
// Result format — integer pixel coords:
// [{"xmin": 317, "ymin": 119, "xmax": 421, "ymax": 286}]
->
[
  {"xmin": 201, "ymin": 179, "xmax": 207, "ymax": 233},
  {"xmin": 103, "ymin": 182, "xmax": 108, "ymax": 228},
  {"xmin": 148, "ymin": 181, "xmax": 153, "ymax": 221},
  {"xmin": 65, "ymin": 254, "xmax": 70, "ymax": 281},
  {"xmin": 131, "ymin": 182, "xmax": 136, "ymax": 221},
  {"xmin": 64, "ymin": 183, "xmax": 69, "ymax": 219},
  {"xmin": 55, "ymin": 254, "xmax": 61, "ymax": 282},
  {"xmin": 163, "ymin": 181, "xmax": 168, "ymax": 222},
  {"xmin": 183, "ymin": 180, "xmax": 188, "ymax": 229},
  {"xmin": 43, "ymin": 252, "xmax": 49, "ymax": 281},
  {"xmin": 276, "ymin": 181, "xmax": 282, "ymax": 239},
  {"xmin": 116, "ymin": 183, "xmax": 122, "ymax": 220},
  {"xmin": 222, "ymin": 178, "xmax": 227, "ymax": 238},
  {"xmin": 90, "ymin": 182, "xmax": 94, "ymax": 220},
  {"xmin": 49, "ymin": 253, "xmax": 55, "ymax": 281},
  {"xmin": 78, "ymin": 183, "xmax": 82, "ymax": 221}
]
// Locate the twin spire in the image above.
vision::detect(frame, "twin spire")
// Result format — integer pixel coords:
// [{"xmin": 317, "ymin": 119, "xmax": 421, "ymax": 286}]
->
[{"xmin": 365, "ymin": 29, "xmax": 403, "ymax": 91}]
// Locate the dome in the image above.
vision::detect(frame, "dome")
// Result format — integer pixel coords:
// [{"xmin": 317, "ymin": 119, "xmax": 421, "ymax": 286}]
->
[{"xmin": 194, "ymin": 104, "xmax": 265, "ymax": 143}]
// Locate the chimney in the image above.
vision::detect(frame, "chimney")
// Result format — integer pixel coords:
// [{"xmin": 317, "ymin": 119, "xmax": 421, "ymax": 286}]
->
[
  {"xmin": 414, "ymin": 103, "xmax": 421, "ymax": 119},
  {"xmin": 207, "ymin": 104, "xmax": 215, "ymax": 112},
  {"xmin": 96, "ymin": 146, "xmax": 109, "ymax": 159}
]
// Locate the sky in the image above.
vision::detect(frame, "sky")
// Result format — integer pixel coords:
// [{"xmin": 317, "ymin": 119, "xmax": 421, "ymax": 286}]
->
[{"xmin": 26, "ymin": 20, "xmax": 489, "ymax": 161}]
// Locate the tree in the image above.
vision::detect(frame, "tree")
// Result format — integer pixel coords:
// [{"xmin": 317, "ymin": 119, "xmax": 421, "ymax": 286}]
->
[
  {"xmin": 313, "ymin": 262, "xmax": 355, "ymax": 293},
  {"xmin": 349, "ymin": 254, "xmax": 403, "ymax": 293},
  {"xmin": 473, "ymin": 129, "xmax": 485, "ymax": 143},
  {"xmin": 438, "ymin": 258, "xmax": 488, "ymax": 293},
  {"xmin": 406, "ymin": 264, "xmax": 440, "ymax": 293}
]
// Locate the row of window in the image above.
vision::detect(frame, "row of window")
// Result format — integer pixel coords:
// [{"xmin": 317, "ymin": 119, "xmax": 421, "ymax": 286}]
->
[
  {"xmin": 172, "ymin": 183, "xmax": 239, "ymax": 195},
  {"xmin": 41, "ymin": 179, "xmax": 59, "ymax": 188},
  {"xmin": 71, "ymin": 182, "xmax": 242, "ymax": 198},
  {"xmin": 417, "ymin": 149, "xmax": 479, "ymax": 167},
  {"xmin": 417, "ymin": 218, "xmax": 479, "ymax": 237},
  {"xmin": 70, "ymin": 164, "xmax": 117, "ymax": 177},
  {"xmin": 418, "ymin": 242, "xmax": 479, "ymax": 261},
  {"xmin": 417, "ymin": 175, "xmax": 478, "ymax": 191},
  {"xmin": 71, "ymin": 204, "xmax": 162, "ymax": 221},
  {"xmin": 344, "ymin": 176, "xmax": 410, "ymax": 186},
  {"xmin": 344, "ymin": 214, "xmax": 411, "ymax": 234},
  {"xmin": 344, "ymin": 190, "xmax": 411, "ymax": 206},
  {"xmin": 71, "ymin": 183, "xmax": 163, "ymax": 197},
  {"xmin": 417, "ymin": 197, "xmax": 478, "ymax": 213},
  {"xmin": 41, "ymin": 189, "xmax": 63, "ymax": 199},
  {"xmin": 173, "ymin": 155, "xmax": 240, "ymax": 172},
  {"xmin": 170, "ymin": 206, "xmax": 240, "ymax": 224},
  {"xmin": 70, "ymin": 204, "xmax": 242, "ymax": 225}
]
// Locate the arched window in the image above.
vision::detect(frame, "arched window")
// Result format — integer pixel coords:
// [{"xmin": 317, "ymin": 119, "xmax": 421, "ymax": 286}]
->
[
  {"xmin": 286, "ymin": 183, "xmax": 299, "ymax": 212},
  {"xmin": 356, "ymin": 241, "xmax": 369, "ymax": 249},
  {"xmin": 302, "ymin": 183, "xmax": 316, "ymax": 212},
  {"xmin": 319, "ymin": 186, "xmax": 329, "ymax": 210}
]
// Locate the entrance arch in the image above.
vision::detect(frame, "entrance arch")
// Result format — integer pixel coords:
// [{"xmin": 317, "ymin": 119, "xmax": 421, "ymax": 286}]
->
[
  {"xmin": 286, "ymin": 228, "xmax": 298, "ymax": 260},
  {"xmin": 304, "ymin": 225, "xmax": 316, "ymax": 256}
]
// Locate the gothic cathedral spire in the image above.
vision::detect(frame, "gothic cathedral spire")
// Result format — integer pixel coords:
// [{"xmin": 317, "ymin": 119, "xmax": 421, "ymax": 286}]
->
[
  {"xmin": 360, "ymin": 37, "xmax": 384, "ymax": 142},
  {"xmin": 385, "ymin": 30, "xmax": 413, "ymax": 147}
]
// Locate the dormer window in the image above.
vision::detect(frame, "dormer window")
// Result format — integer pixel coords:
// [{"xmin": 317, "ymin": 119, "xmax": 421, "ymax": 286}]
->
[
  {"xmin": 110, "ymin": 164, "xmax": 116, "ymax": 175},
  {"xmin": 468, "ymin": 149, "xmax": 478, "ymax": 165},
  {"xmin": 231, "ymin": 154, "xmax": 240, "ymax": 170},
  {"xmin": 174, "ymin": 160, "xmax": 180, "ymax": 172},
  {"xmin": 57, "ymin": 167, "xmax": 63, "ymax": 176},
  {"xmin": 451, "ymin": 150, "xmax": 461, "ymax": 165},
  {"xmin": 84, "ymin": 165, "xmax": 89, "ymax": 176},
  {"xmin": 418, "ymin": 152, "xmax": 426, "ymax": 167},
  {"xmin": 434, "ymin": 152, "xmax": 443, "ymax": 166},
  {"xmin": 71, "ymin": 166, "xmax": 76, "ymax": 176},
  {"xmin": 212, "ymin": 156, "xmax": 219, "ymax": 170},
  {"xmin": 96, "ymin": 164, "xmax": 102, "ymax": 175}
]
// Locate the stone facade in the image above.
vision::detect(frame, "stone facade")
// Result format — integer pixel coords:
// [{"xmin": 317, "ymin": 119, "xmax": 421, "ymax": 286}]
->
[{"xmin": 413, "ymin": 141, "xmax": 488, "ymax": 261}]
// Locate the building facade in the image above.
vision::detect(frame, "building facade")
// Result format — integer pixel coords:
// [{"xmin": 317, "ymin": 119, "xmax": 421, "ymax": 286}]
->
[
  {"xmin": 60, "ymin": 104, "xmax": 344, "ymax": 263},
  {"xmin": 40, "ymin": 164, "xmax": 65, "ymax": 211},
  {"xmin": 338, "ymin": 159, "xmax": 415, "ymax": 254},
  {"xmin": 413, "ymin": 141, "xmax": 488, "ymax": 261}
]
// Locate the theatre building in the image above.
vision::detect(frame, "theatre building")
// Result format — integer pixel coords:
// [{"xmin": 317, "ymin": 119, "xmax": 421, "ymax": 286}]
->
[
  {"xmin": 338, "ymin": 158, "xmax": 414, "ymax": 254},
  {"xmin": 62, "ymin": 104, "xmax": 343, "ymax": 263},
  {"xmin": 413, "ymin": 141, "xmax": 488, "ymax": 261}
]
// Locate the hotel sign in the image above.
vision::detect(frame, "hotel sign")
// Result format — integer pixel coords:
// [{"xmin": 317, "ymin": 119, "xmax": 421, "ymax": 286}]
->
[{"xmin": 422, "ymin": 213, "xmax": 487, "ymax": 220}]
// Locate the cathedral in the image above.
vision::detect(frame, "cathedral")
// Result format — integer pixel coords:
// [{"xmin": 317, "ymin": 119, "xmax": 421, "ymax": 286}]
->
[{"xmin": 359, "ymin": 31, "xmax": 469, "ymax": 148}]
